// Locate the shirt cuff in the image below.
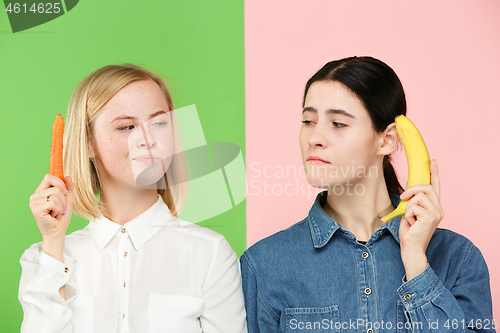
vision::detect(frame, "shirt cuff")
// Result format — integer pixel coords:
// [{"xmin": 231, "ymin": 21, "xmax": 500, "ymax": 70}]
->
[
  {"xmin": 397, "ymin": 264, "xmax": 445, "ymax": 311},
  {"xmin": 39, "ymin": 251, "xmax": 78, "ymax": 301}
]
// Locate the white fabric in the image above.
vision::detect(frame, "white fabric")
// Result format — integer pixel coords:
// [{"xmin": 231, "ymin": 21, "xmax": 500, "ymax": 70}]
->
[{"xmin": 19, "ymin": 195, "xmax": 247, "ymax": 333}]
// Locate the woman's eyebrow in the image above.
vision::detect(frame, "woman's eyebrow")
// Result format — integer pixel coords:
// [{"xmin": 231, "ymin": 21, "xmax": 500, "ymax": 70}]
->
[
  {"xmin": 111, "ymin": 110, "xmax": 168, "ymax": 123},
  {"xmin": 302, "ymin": 107, "xmax": 356, "ymax": 119}
]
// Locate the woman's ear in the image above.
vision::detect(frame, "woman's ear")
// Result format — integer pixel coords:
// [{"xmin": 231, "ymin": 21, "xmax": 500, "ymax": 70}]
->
[{"xmin": 377, "ymin": 122, "xmax": 398, "ymax": 156}]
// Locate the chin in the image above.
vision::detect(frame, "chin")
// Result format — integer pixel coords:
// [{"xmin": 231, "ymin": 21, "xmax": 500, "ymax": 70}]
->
[
  {"xmin": 307, "ymin": 179, "xmax": 336, "ymax": 189},
  {"xmin": 308, "ymin": 177, "xmax": 367, "ymax": 197},
  {"xmin": 135, "ymin": 174, "xmax": 166, "ymax": 189}
]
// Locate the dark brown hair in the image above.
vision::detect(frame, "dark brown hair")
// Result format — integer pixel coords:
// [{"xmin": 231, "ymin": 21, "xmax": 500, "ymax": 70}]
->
[{"xmin": 303, "ymin": 56, "xmax": 405, "ymax": 195}]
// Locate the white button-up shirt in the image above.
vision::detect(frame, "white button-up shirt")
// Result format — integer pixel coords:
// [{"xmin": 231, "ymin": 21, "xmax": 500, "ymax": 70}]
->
[{"xmin": 19, "ymin": 195, "xmax": 247, "ymax": 333}]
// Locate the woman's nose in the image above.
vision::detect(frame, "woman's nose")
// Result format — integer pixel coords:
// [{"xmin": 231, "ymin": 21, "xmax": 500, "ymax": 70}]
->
[
  {"xmin": 308, "ymin": 124, "xmax": 328, "ymax": 148},
  {"xmin": 137, "ymin": 124, "xmax": 157, "ymax": 148}
]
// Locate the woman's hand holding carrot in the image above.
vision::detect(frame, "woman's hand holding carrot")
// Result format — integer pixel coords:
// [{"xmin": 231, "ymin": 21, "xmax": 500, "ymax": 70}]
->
[
  {"xmin": 29, "ymin": 175, "xmax": 74, "ymax": 262},
  {"xmin": 28, "ymin": 114, "xmax": 74, "ymax": 262}
]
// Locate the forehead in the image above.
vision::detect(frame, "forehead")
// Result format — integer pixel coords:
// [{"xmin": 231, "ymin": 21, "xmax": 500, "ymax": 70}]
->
[
  {"xmin": 304, "ymin": 81, "xmax": 365, "ymax": 113},
  {"xmin": 100, "ymin": 79, "xmax": 169, "ymax": 118}
]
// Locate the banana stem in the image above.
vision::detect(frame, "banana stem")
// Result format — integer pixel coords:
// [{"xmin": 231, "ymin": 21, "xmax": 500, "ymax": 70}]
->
[{"xmin": 380, "ymin": 200, "xmax": 408, "ymax": 223}]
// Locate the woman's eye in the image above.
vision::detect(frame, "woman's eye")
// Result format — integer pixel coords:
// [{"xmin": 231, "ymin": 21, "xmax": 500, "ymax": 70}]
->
[
  {"xmin": 153, "ymin": 121, "xmax": 168, "ymax": 127},
  {"xmin": 118, "ymin": 125, "xmax": 135, "ymax": 131},
  {"xmin": 301, "ymin": 120, "xmax": 313, "ymax": 125},
  {"xmin": 333, "ymin": 122, "xmax": 347, "ymax": 128}
]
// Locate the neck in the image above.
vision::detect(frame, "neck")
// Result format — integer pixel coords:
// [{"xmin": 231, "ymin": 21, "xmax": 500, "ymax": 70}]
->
[
  {"xmin": 322, "ymin": 176, "xmax": 396, "ymax": 242},
  {"xmin": 99, "ymin": 184, "xmax": 159, "ymax": 225}
]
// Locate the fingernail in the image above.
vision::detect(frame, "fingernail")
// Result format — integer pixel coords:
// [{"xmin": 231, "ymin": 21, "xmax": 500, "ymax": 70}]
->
[{"xmin": 434, "ymin": 160, "xmax": 438, "ymax": 167}]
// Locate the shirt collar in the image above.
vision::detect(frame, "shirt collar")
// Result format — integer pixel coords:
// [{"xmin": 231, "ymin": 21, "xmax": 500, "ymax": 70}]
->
[
  {"xmin": 308, "ymin": 190, "xmax": 402, "ymax": 248},
  {"xmin": 89, "ymin": 194, "xmax": 175, "ymax": 251}
]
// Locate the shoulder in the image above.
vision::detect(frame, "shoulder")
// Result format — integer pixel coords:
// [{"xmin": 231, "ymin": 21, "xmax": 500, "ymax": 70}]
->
[
  {"xmin": 427, "ymin": 227, "xmax": 491, "ymax": 289},
  {"xmin": 242, "ymin": 217, "xmax": 310, "ymax": 267},
  {"xmin": 427, "ymin": 227, "xmax": 484, "ymax": 271},
  {"xmin": 161, "ymin": 218, "xmax": 239, "ymax": 272},
  {"xmin": 429, "ymin": 227, "xmax": 474, "ymax": 251},
  {"xmin": 159, "ymin": 217, "xmax": 233, "ymax": 258},
  {"xmin": 166, "ymin": 216, "xmax": 226, "ymax": 243},
  {"xmin": 246, "ymin": 218, "xmax": 310, "ymax": 253}
]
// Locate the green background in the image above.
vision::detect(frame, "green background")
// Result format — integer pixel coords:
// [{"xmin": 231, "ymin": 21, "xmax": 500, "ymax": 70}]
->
[{"xmin": 0, "ymin": 1, "xmax": 245, "ymax": 330}]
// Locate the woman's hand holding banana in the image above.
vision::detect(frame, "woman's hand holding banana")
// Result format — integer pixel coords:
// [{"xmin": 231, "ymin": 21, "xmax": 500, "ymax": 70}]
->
[{"xmin": 398, "ymin": 160, "xmax": 444, "ymax": 281}]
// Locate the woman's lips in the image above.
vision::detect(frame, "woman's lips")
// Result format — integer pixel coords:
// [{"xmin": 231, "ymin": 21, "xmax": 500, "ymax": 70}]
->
[
  {"xmin": 308, "ymin": 156, "xmax": 330, "ymax": 164},
  {"xmin": 133, "ymin": 155, "xmax": 161, "ymax": 165}
]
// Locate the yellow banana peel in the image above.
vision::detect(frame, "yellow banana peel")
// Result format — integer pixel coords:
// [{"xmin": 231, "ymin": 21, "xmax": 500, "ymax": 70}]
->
[{"xmin": 380, "ymin": 115, "xmax": 431, "ymax": 223}]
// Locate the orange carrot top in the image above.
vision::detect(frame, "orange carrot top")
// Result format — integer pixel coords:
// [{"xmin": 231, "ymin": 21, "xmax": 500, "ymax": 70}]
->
[{"xmin": 49, "ymin": 114, "xmax": 64, "ymax": 180}]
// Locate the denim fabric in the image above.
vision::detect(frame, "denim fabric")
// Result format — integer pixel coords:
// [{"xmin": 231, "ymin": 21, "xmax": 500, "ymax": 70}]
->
[{"xmin": 241, "ymin": 191, "xmax": 495, "ymax": 332}]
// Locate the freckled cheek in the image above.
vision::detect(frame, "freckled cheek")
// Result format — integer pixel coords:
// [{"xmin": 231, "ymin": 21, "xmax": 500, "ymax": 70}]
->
[{"xmin": 98, "ymin": 135, "xmax": 131, "ymax": 172}]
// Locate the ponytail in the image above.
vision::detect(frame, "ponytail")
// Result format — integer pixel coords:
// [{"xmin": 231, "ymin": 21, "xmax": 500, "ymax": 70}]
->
[{"xmin": 383, "ymin": 155, "xmax": 404, "ymax": 195}]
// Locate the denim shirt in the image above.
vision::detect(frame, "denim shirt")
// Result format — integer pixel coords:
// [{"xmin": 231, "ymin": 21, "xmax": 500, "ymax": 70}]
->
[{"xmin": 241, "ymin": 191, "xmax": 495, "ymax": 332}]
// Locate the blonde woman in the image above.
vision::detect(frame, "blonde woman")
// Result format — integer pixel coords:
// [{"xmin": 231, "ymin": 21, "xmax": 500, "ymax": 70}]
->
[{"xmin": 19, "ymin": 64, "xmax": 247, "ymax": 333}]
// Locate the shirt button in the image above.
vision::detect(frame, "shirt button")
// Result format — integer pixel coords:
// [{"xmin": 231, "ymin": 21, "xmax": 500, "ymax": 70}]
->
[
  {"xmin": 124, "ymin": 282, "xmax": 126, "ymax": 287},
  {"xmin": 361, "ymin": 251, "xmax": 369, "ymax": 259},
  {"xmin": 367, "ymin": 328, "xmax": 374, "ymax": 333},
  {"xmin": 124, "ymin": 252, "xmax": 128, "ymax": 257},
  {"xmin": 404, "ymin": 293, "xmax": 412, "ymax": 302},
  {"xmin": 123, "ymin": 314, "xmax": 125, "ymax": 319},
  {"xmin": 64, "ymin": 267, "xmax": 69, "ymax": 273},
  {"xmin": 121, "ymin": 229, "xmax": 126, "ymax": 233},
  {"xmin": 364, "ymin": 287, "xmax": 372, "ymax": 295}
]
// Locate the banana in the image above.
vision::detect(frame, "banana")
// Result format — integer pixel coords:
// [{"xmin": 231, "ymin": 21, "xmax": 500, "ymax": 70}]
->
[{"xmin": 380, "ymin": 115, "xmax": 431, "ymax": 223}]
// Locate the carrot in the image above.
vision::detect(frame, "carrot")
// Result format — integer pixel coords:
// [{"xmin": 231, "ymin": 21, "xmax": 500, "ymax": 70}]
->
[{"xmin": 49, "ymin": 114, "xmax": 64, "ymax": 180}]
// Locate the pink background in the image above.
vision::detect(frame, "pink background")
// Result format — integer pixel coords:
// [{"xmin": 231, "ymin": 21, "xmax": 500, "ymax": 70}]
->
[{"xmin": 245, "ymin": 0, "xmax": 500, "ymax": 319}]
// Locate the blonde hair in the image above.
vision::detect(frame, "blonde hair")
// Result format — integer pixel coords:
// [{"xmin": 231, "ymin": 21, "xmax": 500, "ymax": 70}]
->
[{"xmin": 63, "ymin": 64, "xmax": 189, "ymax": 221}]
